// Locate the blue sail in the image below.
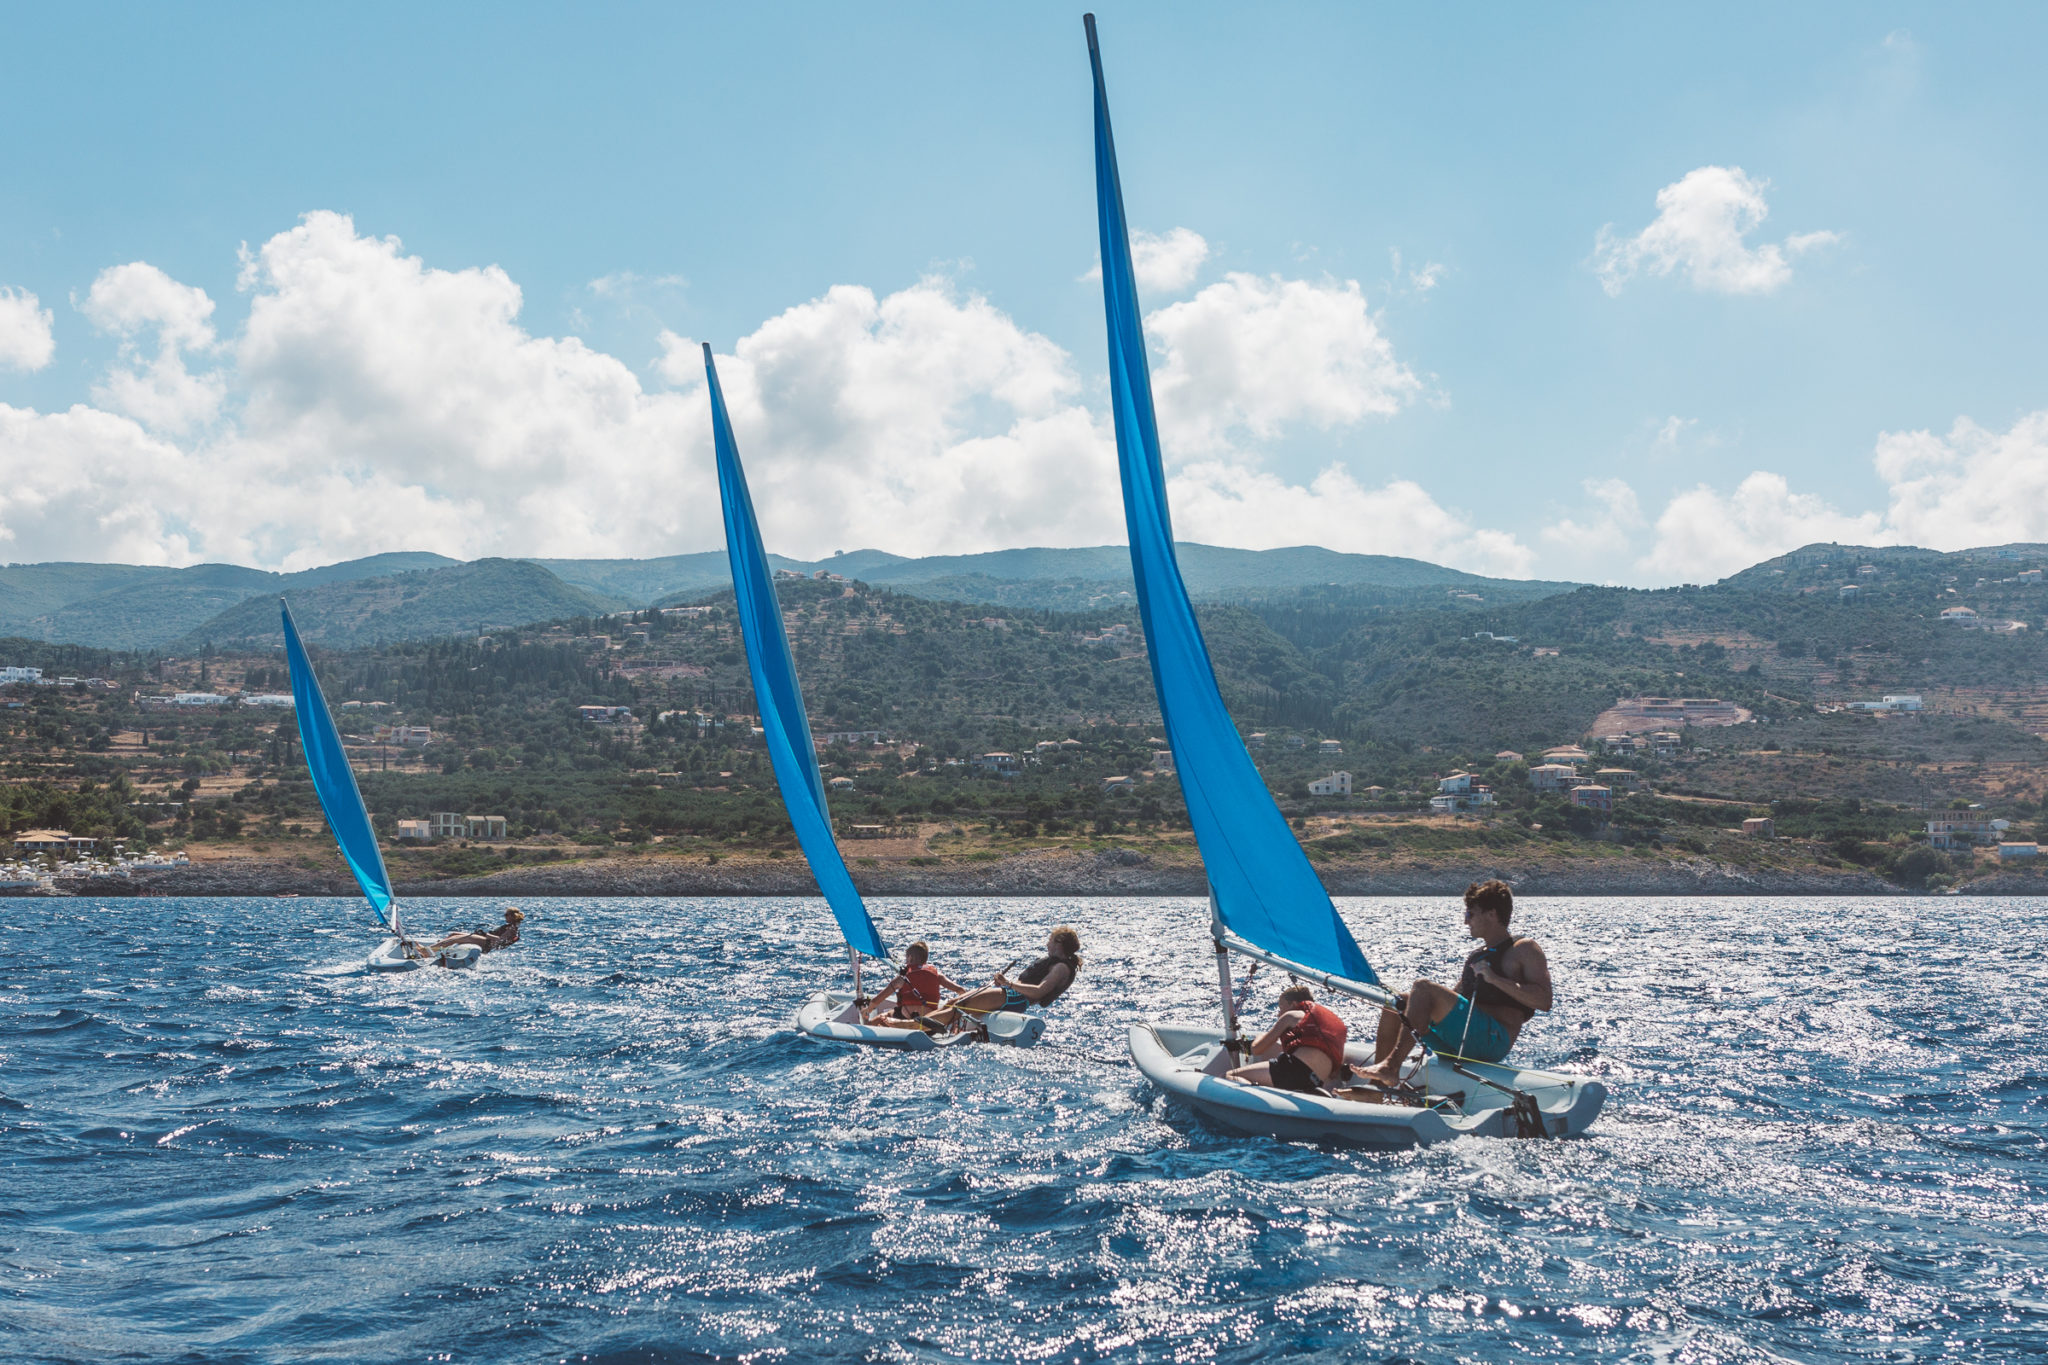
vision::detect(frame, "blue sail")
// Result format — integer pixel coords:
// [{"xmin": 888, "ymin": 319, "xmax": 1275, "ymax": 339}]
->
[
  {"xmin": 281, "ymin": 600, "xmax": 400, "ymax": 935},
  {"xmin": 1085, "ymin": 16, "xmax": 1376, "ymax": 986},
  {"xmin": 704, "ymin": 344, "xmax": 889, "ymax": 960}
]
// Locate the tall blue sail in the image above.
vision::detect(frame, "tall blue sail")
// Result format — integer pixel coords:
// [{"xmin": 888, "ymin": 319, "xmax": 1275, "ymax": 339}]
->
[
  {"xmin": 705, "ymin": 344, "xmax": 889, "ymax": 960},
  {"xmin": 281, "ymin": 600, "xmax": 400, "ymax": 935},
  {"xmin": 1085, "ymin": 15, "xmax": 1376, "ymax": 985}
]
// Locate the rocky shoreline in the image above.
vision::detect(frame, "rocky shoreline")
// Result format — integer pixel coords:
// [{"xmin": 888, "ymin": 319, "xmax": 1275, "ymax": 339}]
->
[{"xmin": 13, "ymin": 846, "xmax": 2024, "ymax": 898}]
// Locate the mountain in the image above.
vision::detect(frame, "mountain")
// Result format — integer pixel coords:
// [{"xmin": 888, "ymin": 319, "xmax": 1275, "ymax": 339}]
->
[
  {"xmin": 62, "ymin": 536, "xmax": 2048, "ymax": 653},
  {"xmin": 177, "ymin": 558, "xmax": 622, "ymax": 650},
  {"xmin": 0, "ymin": 562, "xmax": 178, "ymax": 632},
  {"xmin": 0, "ymin": 554, "xmax": 466, "ymax": 651}
]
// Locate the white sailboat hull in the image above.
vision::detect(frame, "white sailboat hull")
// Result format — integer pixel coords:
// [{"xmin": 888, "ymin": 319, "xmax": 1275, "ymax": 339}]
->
[
  {"xmin": 795, "ymin": 991, "xmax": 1047, "ymax": 1050},
  {"xmin": 1130, "ymin": 1023, "xmax": 1605, "ymax": 1146},
  {"xmin": 366, "ymin": 938, "xmax": 482, "ymax": 972}
]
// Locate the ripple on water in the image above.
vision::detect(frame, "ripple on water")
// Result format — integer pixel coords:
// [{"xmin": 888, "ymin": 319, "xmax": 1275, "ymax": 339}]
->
[{"xmin": 3, "ymin": 894, "xmax": 2046, "ymax": 1363}]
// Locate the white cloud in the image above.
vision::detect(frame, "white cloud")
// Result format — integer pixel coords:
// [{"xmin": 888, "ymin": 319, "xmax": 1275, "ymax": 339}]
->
[
  {"xmin": 0, "ymin": 211, "xmax": 1530, "ymax": 579},
  {"xmin": 0, "ymin": 288, "xmax": 56, "ymax": 372},
  {"xmin": 1147, "ymin": 272, "xmax": 1421, "ymax": 454},
  {"xmin": 0, "ymin": 403, "xmax": 196, "ymax": 564},
  {"xmin": 658, "ymin": 277, "xmax": 1122, "ymax": 557},
  {"xmin": 1639, "ymin": 472, "xmax": 1883, "ymax": 583},
  {"xmin": 1873, "ymin": 412, "xmax": 2048, "ymax": 548},
  {"xmin": 1168, "ymin": 462, "xmax": 1534, "ymax": 578},
  {"xmin": 1081, "ymin": 226, "xmax": 1210, "ymax": 296},
  {"xmin": 1595, "ymin": 166, "xmax": 1839, "ymax": 297},
  {"xmin": 588, "ymin": 271, "xmax": 687, "ymax": 298},
  {"xmin": 1634, "ymin": 410, "xmax": 2048, "ymax": 584},
  {"xmin": 80, "ymin": 263, "xmax": 225, "ymax": 432}
]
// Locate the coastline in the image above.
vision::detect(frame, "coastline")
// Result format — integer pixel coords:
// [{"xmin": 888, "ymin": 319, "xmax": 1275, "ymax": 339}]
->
[{"xmin": 19, "ymin": 846, "xmax": 2043, "ymax": 897}]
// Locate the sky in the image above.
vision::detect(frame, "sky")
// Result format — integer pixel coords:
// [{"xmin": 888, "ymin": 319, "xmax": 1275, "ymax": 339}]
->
[{"xmin": 3, "ymin": 2, "xmax": 2048, "ymax": 585}]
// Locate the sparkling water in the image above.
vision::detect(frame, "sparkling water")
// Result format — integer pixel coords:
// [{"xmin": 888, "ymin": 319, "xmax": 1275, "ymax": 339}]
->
[{"xmin": 5, "ymin": 895, "xmax": 2043, "ymax": 1362}]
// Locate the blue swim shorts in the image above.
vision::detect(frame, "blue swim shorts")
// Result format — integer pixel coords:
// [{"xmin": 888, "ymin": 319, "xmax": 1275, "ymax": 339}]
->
[
  {"xmin": 997, "ymin": 990, "xmax": 1033, "ymax": 1014},
  {"xmin": 1421, "ymin": 994, "xmax": 1513, "ymax": 1063}
]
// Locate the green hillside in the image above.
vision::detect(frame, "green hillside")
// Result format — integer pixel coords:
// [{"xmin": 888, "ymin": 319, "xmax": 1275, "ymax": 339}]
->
[
  {"xmin": 0, "ymin": 562, "xmax": 177, "ymax": 632},
  {"xmin": 180, "ymin": 558, "xmax": 622, "ymax": 649}
]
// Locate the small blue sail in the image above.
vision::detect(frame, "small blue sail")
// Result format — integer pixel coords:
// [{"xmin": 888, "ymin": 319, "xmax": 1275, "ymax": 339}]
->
[
  {"xmin": 1084, "ymin": 15, "xmax": 1376, "ymax": 986},
  {"xmin": 281, "ymin": 600, "xmax": 400, "ymax": 936},
  {"xmin": 704, "ymin": 344, "xmax": 889, "ymax": 960}
]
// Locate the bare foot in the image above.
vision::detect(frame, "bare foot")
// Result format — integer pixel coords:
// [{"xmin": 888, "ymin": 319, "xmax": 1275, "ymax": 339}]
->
[{"xmin": 1354, "ymin": 1063, "xmax": 1401, "ymax": 1089}]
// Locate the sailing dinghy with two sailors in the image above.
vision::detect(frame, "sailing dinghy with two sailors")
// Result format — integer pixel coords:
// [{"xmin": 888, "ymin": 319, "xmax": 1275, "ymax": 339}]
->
[
  {"xmin": 282, "ymin": 600, "xmax": 493, "ymax": 973},
  {"xmin": 1083, "ymin": 14, "xmax": 1604, "ymax": 1144},
  {"xmin": 699, "ymin": 344, "xmax": 1050, "ymax": 1050}
]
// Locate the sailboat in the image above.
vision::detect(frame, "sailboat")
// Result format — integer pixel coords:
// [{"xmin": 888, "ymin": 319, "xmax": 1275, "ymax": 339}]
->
[
  {"xmin": 1084, "ymin": 15, "xmax": 1603, "ymax": 1142},
  {"xmin": 281, "ymin": 600, "xmax": 479, "ymax": 973},
  {"xmin": 700, "ymin": 344, "xmax": 1043, "ymax": 1049}
]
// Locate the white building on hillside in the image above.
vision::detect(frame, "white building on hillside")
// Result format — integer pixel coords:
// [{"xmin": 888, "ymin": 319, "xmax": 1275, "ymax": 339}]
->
[{"xmin": 1307, "ymin": 771, "xmax": 1351, "ymax": 797}]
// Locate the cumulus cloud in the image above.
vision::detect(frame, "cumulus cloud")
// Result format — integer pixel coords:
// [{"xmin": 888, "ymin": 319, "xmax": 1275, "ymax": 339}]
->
[
  {"xmin": 0, "ymin": 211, "xmax": 1528, "ymax": 578},
  {"xmin": 0, "ymin": 287, "xmax": 56, "ymax": 372},
  {"xmin": 1167, "ymin": 461, "xmax": 1533, "ymax": 577},
  {"xmin": 657, "ymin": 278, "xmax": 1122, "ymax": 556},
  {"xmin": 1873, "ymin": 412, "xmax": 2048, "ymax": 548},
  {"xmin": 1147, "ymin": 272, "xmax": 1421, "ymax": 454},
  {"xmin": 0, "ymin": 403, "xmax": 196, "ymax": 564},
  {"xmin": 1640, "ymin": 472, "xmax": 1883, "ymax": 583},
  {"xmin": 1081, "ymin": 226, "xmax": 1211, "ymax": 296},
  {"xmin": 1634, "ymin": 409, "xmax": 2048, "ymax": 584},
  {"xmin": 1595, "ymin": 166, "xmax": 1838, "ymax": 297},
  {"xmin": 80, "ymin": 263, "xmax": 225, "ymax": 432}
]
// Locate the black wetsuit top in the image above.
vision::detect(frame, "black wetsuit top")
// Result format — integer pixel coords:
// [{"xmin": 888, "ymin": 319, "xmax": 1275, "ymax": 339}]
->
[
  {"xmin": 1017, "ymin": 952, "xmax": 1079, "ymax": 1005},
  {"xmin": 1456, "ymin": 937, "xmax": 1533, "ymax": 1028}
]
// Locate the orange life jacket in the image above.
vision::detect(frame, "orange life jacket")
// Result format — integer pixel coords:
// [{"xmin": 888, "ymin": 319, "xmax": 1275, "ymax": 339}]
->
[
  {"xmin": 898, "ymin": 964, "xmax": 943, "ymax": 1011},
  {"xmin": 1279, "ymin": 1002, "xmax": 1348, "ymax": 1067}
]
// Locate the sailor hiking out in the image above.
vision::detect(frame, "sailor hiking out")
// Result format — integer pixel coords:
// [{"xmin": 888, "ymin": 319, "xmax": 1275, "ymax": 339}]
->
[
  {"xmin": 1357, "ymin": 879, "xmax": 1552, "ymax": 1086},
  {"xmin": 922, "ymin": 927, "xmax": 1082, "ymax": 1029}
]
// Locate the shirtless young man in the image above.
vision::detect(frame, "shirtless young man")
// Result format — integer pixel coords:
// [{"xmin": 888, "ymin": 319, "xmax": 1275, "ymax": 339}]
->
[
  {"xmin": 1355, "ymin": 879, "xmax": 1552, "ymax": 1086},
  {"xmin": 1227, "ymin": 984, "xmax": 1349, "ymax": 1093},
  {"xmin": 861, "ymin": 941, "xmax": 965, "ymax": 1028}
]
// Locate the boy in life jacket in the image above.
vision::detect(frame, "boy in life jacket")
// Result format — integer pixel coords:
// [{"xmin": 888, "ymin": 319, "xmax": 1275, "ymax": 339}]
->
[
  {"xmin": 1228, "ymin": 984, "xmax": 1350, "ymax": 1094},
  {"xmin": 862, "ymin": 941, "xmax": 965, "ymax": 1029}
]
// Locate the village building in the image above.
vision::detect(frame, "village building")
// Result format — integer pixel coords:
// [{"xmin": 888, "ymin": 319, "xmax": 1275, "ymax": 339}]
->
[
  {"xmin": 1742, "ymin": 817, "xmax": 1775, "ymax": 838},
  {"xmin": 1568, "ymin": 785, "xmax": 1613, "ymax": 813},
  {"xmin": 1926, "ymin": 815, "xmax": 1997, "ymax": 849},
  {"xmin": 1307, "ymin": 771, "xmax": 1352, "ymax": 798},
  {"xmin": 1528, "ymin": 763, "xmax": 1584, "ymax": 792}
]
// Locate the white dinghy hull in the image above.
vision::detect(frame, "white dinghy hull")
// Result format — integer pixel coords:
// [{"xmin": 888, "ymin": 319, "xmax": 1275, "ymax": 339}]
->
[
  {"xmin": 367, "ymin": 938, "xmax": 481, "ymax": 972},
  {"xmin": 796, "ymin": 992, "xmax": 1047, "ymax": 1050},
  {"xmin": 1130, "ymin": 1023, "xmax": 1605, "ymax": 1146}
]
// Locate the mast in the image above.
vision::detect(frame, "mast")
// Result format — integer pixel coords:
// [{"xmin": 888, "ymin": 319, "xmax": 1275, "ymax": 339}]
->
[
  {"xmin": 705, "ymin": 343, "xmax": 890, "ymax": 964},
  {"xmin": 281, "ymin": 600, "xmax": 401, "ymax": 939},
  {"xmin": 1085, "ymin": 13, "xmax": 1378, "ymax": 990}
]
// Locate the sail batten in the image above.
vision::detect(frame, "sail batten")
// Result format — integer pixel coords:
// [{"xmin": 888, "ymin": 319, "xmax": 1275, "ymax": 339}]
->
[
  {"xmin": 282, "ymin": 601, "xmax": 400, "ymax": 936},
  {"xmin": 706, "ymin": 344, "xmax": 889, "ymax": 961},
  {"xmin": 1086, "ymin": 15, "xmax": 1376, "ymax": 986}
]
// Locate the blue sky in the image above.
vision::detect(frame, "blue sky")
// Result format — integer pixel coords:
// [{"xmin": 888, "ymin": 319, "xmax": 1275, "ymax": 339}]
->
[{"xmin": 3, "ymin": 3, "xmax": 2046, "ymax": 583}]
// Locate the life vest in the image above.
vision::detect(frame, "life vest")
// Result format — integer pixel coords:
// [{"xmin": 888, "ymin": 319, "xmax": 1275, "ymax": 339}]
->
[
  {"xmin": 898, "ymin": 963, "xmax": 943, "ymax": 1011},
  {"xmin": 1017, "ymin": 952, "xmax": 1079, "ymax": 1006},
  {"xmin": 1456, "ymin": 937, "xmax": 1534, "ymax": 1026},
  {"xmin": 1279, "ymin": 1002, "xmax": 1348, "ymax": 1066}
]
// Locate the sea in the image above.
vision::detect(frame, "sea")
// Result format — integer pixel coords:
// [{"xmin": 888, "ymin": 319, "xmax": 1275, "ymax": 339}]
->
[{"xmin": 4, "ymin": 894, "xmax": 2044, "ymax": 1364}]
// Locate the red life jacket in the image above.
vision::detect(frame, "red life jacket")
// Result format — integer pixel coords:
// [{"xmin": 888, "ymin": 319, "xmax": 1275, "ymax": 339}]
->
[
  {"xmin": 898, "ymin": 964, "xmax": 943, "ymax": 1011},
  {"xmin": 1279, "ymin": 1003, "xmax": 1348, "ymax": 1066}
]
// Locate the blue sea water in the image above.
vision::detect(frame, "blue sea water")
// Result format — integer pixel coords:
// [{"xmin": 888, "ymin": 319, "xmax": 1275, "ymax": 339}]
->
[{"xmin": 3, "ymin": 894, "xmax": 2045, "ymax": 1364}]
